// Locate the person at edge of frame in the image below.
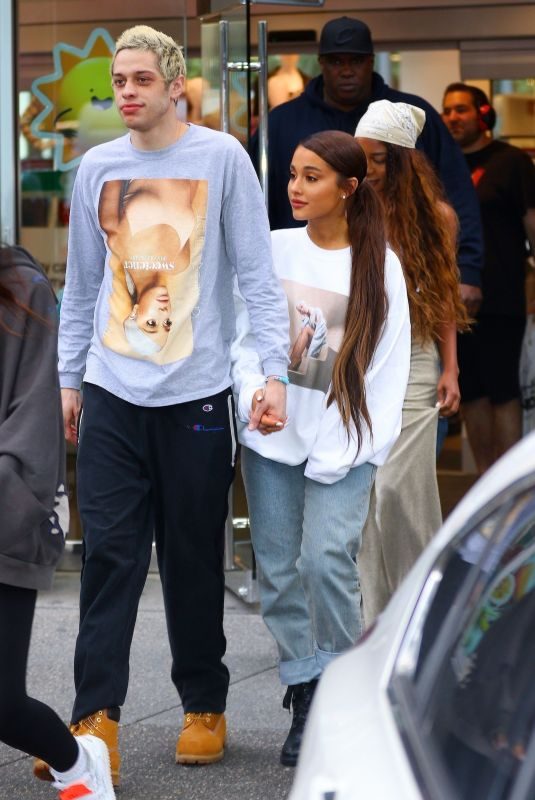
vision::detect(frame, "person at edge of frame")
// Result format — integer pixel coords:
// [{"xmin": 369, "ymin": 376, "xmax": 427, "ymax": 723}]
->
[
  {"xmin": 0, "ymin": 244, "xmax": 116, "ymax": 800},
  {"xmin": 442, "ymin": 83, "xmax": 535, "ymax": 473}
]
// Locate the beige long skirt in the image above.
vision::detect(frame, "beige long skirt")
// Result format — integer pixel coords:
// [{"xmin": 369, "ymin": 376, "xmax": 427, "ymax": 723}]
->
[{"xmin": 360, "ymin": 340, "xmax": 442, "ymax": 626}]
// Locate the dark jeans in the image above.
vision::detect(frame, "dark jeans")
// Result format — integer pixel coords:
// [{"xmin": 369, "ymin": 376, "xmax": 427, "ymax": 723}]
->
[{"xmin": 72, "ymin": 382, "xmax": 236, "ymax": 723}]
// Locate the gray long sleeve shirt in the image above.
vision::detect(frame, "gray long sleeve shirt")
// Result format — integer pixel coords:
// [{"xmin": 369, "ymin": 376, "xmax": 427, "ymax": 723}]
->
[{"xmin": 59, "ymin": 124, "xmax": 289, "ymax": 406}]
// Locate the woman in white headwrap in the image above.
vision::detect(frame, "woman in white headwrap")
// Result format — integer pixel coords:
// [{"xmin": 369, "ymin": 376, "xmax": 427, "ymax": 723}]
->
[{"xmin": 356, "ymin": 100, "xmax": 470, "ymax": 625}]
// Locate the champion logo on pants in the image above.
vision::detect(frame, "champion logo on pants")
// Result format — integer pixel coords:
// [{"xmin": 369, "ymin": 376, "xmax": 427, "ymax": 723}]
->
[{"xmin": 190, "ymin": 424, "xmax": 224, "ymax": 432}]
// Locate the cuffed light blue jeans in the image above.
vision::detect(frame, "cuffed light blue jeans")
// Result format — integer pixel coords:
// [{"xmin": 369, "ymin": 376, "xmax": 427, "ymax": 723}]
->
[{"xmin": 241, "ymin": 447, "xmax": 376, "ymax": 686}]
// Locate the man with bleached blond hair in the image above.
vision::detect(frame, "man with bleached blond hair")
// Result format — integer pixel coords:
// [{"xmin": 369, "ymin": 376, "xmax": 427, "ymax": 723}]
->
[{"xmin": 34, "ymin": 25, "xmax": 289, "ymax": 786}]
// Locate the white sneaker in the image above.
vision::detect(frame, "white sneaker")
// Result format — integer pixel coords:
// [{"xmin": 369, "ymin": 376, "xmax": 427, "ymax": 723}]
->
[{"xmin": 52, "ymin": 734, "xmax": 116, "ymax": 800}]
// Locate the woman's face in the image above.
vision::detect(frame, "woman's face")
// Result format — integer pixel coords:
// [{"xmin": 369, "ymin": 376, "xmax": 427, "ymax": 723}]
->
[
  {"xmin": 357, "ymin": 137, "xmax": 387, "ymax": 197},
  {"xmin": 288, "ymin": 146, "xmax": 345, "ymax": 223},
  {"xmin": 135, "ymin": 286, "xmax": 172, "ymax": 348}
]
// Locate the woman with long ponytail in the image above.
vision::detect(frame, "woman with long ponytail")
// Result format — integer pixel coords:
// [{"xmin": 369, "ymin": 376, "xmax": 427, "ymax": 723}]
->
[{"xmin": 232, "ymin": 130, "xmax": 410, "ymax": 766}]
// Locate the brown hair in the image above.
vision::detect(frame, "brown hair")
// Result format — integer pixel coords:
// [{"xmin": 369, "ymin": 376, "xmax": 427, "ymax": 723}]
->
[
  {"xmin": 0, "ymin": 246, "xmax": 50, "ymax": 333},
  {"xmin": 299, "ymin": 130, "xmax": 388, "ymax": 448},
  {"xmin": 380, "ymin": 145, "xmax": 469, "ymax": 341}
]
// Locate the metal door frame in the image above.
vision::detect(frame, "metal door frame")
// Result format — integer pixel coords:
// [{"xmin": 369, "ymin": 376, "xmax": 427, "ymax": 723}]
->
[{"xmin": 0, "ymin": 0, "xmax": 18, "ymax": 244}]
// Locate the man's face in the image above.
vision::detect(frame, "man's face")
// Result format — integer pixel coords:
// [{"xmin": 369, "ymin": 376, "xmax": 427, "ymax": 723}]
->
[
  {"xmin": 112, "ymin": 49, "xmax": 184, "ymax": 134},
  {"xmin": 319, "ymin": 53, "xmax": 374, "ymax": 111},
  {"xmin": 441, "ymin": 91, "xmax": 482, "ymax": 149}
]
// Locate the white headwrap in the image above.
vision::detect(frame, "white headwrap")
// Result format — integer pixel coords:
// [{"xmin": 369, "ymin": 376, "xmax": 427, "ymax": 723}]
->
[{"xmin": 355, "ymin": 100, "xmax": 426, "ymax": 149}]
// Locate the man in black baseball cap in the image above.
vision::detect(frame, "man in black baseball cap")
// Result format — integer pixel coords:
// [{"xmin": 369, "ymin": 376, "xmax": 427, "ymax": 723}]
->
[
  {"xmin": 251, "ymin": 15, "xmax": 483, "ymax": 315},
  {"xmin": 317, "ymin": 17, "xmax": 375, "ymax": 110}
]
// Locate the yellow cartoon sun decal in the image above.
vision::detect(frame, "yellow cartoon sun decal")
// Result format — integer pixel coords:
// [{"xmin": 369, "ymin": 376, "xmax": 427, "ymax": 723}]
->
[{"xmin": 30, "ymin": 28, "xmax": 125, "ymax": 171}]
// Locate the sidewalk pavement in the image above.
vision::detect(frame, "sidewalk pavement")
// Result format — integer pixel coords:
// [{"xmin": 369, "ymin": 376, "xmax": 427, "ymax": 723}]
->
[{"xmin": 0, "ymin": 573, "xmax": 295, "ymax": 800}]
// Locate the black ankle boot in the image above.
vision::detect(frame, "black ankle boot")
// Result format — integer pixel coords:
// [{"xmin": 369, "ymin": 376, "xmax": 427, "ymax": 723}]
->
[{"xmin": 280, "ymin": 679, "xmax": 319, "ymax": 766}]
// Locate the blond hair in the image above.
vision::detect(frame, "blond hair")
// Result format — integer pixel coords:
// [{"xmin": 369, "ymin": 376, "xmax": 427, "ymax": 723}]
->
[{"xmin": 113, "ymin": 25, "xmax": 186, "ymax": 83}]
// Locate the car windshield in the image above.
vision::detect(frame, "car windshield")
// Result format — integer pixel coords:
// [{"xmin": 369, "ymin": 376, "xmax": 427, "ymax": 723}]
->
[{"xmin": 390, "ymin": 483, "xmax": 535, "ymax": 800}]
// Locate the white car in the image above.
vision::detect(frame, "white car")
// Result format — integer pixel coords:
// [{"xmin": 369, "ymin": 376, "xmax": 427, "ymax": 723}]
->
[{"xmin": 289, "ymin": 432, "xmax": 535, "ymax": 800}]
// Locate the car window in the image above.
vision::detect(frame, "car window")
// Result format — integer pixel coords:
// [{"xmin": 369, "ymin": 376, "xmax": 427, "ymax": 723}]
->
[{"xmin": 390, "ymin": 484, "xmax": 535, "ymax": 800}]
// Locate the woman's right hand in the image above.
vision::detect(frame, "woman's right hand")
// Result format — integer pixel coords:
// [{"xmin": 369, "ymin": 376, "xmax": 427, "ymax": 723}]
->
[
  {"xmin": 436, "ymin": 368, "xmax": 460, "ymax": 417},
  {"xmin": 61, "ymin": 388, "xmax": 82, "ymax": 445},
  {"xmin": 248, "ymin": 385, "xmax": 287, "ymax": 436}
]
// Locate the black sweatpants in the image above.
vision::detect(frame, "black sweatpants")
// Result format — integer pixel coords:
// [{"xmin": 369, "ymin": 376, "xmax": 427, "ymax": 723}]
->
[
  {"xmin": 0, "ymin": 583, "xmax": 78, "ymax": 770},
  {"xmin": 72, "ymin": 382, "xmax": 237, "ymax": 723}
]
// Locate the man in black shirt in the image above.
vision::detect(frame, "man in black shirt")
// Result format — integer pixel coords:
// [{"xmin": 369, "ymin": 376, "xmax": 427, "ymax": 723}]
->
[
  {"xmin": 251, "ymin": 18, "xmax": 484, "ymax": 315},
  {"xmin": 442, "ymin": 83, "xmax": 535, "ymax": 472}
]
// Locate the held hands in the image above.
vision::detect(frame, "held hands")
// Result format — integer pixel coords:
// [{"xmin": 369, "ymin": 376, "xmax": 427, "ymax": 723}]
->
[
  {"xmin": 61, "ymin": 388, "xmax": 82, "ymax": 445},
  {"xmin": 436, "ymin": 368, "xmax": 460, "ymax": 417},
  {"xmin": 248, "ymin": 377, "xmax": 288, "ymax": 436}
]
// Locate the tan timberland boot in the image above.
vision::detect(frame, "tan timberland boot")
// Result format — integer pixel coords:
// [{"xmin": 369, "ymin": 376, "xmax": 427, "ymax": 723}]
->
[
  {"xmin": 33, "ymin": 709, "xmax": 120, "ymax": 787},
  {"xmin": 176, "ymin": 712, "xmax": 226, "ymax": 764}
]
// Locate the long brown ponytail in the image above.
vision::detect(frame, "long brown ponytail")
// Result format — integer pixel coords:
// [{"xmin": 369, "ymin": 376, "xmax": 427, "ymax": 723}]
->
[{"xmin": 299, "ymin": 131, "xmax": 388, "ymax": 449}]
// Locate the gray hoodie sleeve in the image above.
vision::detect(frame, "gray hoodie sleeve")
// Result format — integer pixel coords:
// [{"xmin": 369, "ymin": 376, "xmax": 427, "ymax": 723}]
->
[{"xmin": 0, "ymin": 267, "xmax": 67, "ymax": 588}]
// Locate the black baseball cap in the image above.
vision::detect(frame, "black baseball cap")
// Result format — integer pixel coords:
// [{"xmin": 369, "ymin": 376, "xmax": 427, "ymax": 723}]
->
[{"xmin": 318, "ymin": 17, "xmax": 374, "ymax": 57}]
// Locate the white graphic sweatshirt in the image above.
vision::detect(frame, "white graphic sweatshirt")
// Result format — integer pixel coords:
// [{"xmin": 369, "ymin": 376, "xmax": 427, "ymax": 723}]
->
[{"xmin": 231, "ymin": 227, "xmax": 411, "ymax": 484}]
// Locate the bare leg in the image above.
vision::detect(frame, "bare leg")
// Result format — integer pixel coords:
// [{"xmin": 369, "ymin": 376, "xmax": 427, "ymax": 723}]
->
[
  {"xmin": 461, "ymin": 398, "xmax": 495, "ymax": 474},
  {"xmin": 493, "ymin": 399, "xmax": 522, "ymax": 462}
]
